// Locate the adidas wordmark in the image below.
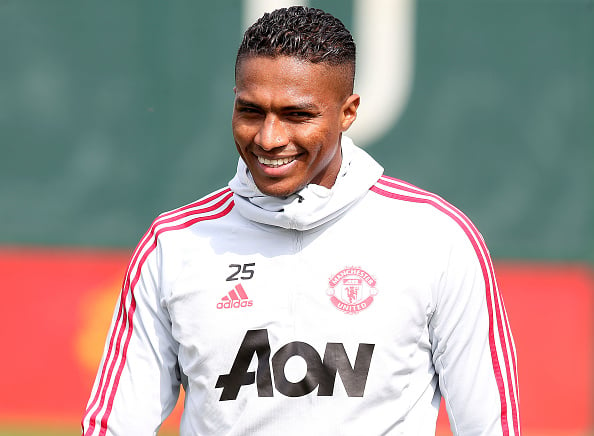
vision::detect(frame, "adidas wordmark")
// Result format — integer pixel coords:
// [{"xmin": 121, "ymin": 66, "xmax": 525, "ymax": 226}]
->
[{"xmin": 217, "ymin": 283, "xmax": 253, "ymax": 309}]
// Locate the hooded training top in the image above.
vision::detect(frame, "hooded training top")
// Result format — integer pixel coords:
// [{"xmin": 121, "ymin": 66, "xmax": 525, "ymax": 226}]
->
[{"xmin": 82, "ymin": 137, "xmax": 520, "ymax": 435}]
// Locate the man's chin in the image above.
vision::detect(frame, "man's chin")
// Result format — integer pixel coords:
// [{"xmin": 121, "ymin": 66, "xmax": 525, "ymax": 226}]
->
[{"xmin": 254, "ymin": 179, "xmax": 304, "ymax": 198}]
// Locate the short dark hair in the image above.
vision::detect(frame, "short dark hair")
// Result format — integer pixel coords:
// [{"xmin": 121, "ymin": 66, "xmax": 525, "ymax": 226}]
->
[{"xmin": 236, "ymin": 6, "xmax": 356, "ymax": 89}]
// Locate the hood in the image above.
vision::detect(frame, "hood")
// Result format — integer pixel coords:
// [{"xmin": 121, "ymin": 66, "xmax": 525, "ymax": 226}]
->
[{"xmin": 228, "ymin": 136, "xmax": 384, "ymax": 231}]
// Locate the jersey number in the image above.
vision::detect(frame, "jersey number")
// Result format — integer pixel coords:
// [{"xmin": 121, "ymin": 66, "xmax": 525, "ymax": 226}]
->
[{"xmin": 226, "ymin": 263, "xmax": 255, "ymax": 281}]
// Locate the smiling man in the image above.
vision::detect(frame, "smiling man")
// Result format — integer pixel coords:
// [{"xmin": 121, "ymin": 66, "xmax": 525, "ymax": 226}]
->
[
  {"xmin": 232, "ymin": 55, "xmax": 359, "ymax": 197},
  {"xmin": 82, "ymin": 7, "xmax": 520, "ymax": 436}
]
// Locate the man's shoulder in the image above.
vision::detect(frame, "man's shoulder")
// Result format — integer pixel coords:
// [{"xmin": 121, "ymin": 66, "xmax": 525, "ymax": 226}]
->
[
  {"xmin": 368, "ymin": 175, "xmax": 443, "ymax": 206},
  {"xmin": 149, "ymin": 186, "xmax": 236, "ymax": 235},
  {"xmin": 367, "ymin": 175, "xmax": 476, "ymax": 234},
  {"xmin": 160, "ymin": 186, "xmax": 234, "ymax": 217}
]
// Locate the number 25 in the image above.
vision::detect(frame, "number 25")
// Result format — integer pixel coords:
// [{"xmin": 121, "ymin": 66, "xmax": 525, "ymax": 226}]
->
[{"xmin": 227, "ymin": 263, "xmax": 255, "ymax": 281}]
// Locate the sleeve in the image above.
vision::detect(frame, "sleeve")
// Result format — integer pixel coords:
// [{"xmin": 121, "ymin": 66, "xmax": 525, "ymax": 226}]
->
[
  {"xmin": 81, "ymin": 234, "xmax": 181, "ymax": 436},
  {"xmin": 429, "ymin": 224, "xmax": 520, "ymax": 435}
]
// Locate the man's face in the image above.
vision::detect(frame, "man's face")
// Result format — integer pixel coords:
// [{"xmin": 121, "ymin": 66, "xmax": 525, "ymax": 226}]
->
[{"xmin": 232, "ymin": 56, "xmax": 359, "ymax": 197}]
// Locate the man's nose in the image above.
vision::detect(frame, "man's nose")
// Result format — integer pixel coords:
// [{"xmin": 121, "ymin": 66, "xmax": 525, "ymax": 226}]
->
[{"xmin": 254, "ymin": 115, "xmax": 289, "ymax": 150}]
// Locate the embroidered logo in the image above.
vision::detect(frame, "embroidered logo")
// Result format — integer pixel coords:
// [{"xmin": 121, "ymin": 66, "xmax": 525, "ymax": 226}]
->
[
  {"xmin": 327, "ymin": 267, "xmax": 378, "ymax": 314},
  {"xmin": 217, "ymin": 283, "xmax": 253, "ymax": 309}
]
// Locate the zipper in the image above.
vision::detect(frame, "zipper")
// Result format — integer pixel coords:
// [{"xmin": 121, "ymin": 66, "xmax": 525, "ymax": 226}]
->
[{"xmin": 288, "ymin": 229, "xmax": 304, "ymax": 334}]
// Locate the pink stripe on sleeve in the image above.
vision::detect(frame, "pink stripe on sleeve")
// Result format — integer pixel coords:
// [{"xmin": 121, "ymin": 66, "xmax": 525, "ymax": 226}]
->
[
  {"xmin": 82, "ymin": 189, "xmax": 234, "ymax": 435},
  {"xmin": 371, "ymin": 176, "xmax": 520, "ymax": 435}
]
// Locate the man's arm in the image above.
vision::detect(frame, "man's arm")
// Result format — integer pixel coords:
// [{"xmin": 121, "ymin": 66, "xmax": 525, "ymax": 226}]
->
[
  {"xmin": 430, "ymin": 226, "xmax": 520, "ymax": 435},
  {"xmin": 81, "ymin": 238, "xmax": 181, "ymax": 436}
]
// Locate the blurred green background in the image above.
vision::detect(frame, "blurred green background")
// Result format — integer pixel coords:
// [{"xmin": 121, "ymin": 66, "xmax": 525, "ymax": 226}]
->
[{"xmin": 2, "ymin": 0, "xmax": 592, "ymax": 260}]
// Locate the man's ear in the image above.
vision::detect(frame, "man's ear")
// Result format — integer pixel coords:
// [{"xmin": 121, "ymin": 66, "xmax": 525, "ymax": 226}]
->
[{"xmin": 341, "ymin": 94, "xmax": 360, "ymax": 131}]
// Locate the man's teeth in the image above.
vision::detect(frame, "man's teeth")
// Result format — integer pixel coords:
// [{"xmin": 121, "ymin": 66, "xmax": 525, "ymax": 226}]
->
[{"xmin": 257, "ymin": 156, "xmax": 295, "ymax": 167}]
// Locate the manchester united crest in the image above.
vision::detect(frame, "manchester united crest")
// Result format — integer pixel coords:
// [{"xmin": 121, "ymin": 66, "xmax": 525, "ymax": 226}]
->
[{"xmin": 327, "ymin": 267, "xmax": 378, "ymax": 314}]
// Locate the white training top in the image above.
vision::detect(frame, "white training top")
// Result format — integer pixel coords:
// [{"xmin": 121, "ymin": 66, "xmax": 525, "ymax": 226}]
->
[{"xmin": 82, "ymin": 137, "xmax": 520, "ymax": 435}]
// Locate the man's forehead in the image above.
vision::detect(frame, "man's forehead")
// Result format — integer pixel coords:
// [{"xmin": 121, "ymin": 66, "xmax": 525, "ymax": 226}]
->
[
  {"xmin": 237, "ymin": 55, "xmax": 314, "ymax": 77},
  {"xmin": 237, "ymin": 55, "xmax": 349, "ymax": 82},
  {"xmin": 235, "ymin": 55, "xmax": 349, "ymax": 100}
]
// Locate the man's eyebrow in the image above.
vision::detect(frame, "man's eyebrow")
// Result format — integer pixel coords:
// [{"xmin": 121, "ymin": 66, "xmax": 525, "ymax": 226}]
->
[
  {"xmin": 235, "ymin": 98, "xmax": 319, "ymax": 112},
  {"xmin": 235, "ymin": 98, "xmax": 261, "ymax": 108},
  {"xmin": 284, "ymin": 102, "xmax": 319, "ymax": 112}
]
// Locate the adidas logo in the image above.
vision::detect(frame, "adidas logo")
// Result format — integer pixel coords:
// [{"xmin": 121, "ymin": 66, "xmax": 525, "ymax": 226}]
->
[{"xmin": 216, "ymin": 283, "xmax": 253, "ymax": 309}]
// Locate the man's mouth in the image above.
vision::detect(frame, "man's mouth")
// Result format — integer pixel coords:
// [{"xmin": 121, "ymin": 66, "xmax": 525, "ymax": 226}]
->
[{"xmin": 257, "ymin": 155, "xmax": 297, "ymax": 168}]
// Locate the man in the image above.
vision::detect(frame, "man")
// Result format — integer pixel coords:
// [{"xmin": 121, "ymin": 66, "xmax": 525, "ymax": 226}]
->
[{"xmin": 82, "ymin": 7, "xmax": 520, "ymax": 435}]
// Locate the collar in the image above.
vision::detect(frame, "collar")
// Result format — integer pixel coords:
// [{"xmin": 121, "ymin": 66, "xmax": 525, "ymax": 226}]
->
[{"xmin": 228, "ymin": 136, "xmax": 384, "ymax": 231}]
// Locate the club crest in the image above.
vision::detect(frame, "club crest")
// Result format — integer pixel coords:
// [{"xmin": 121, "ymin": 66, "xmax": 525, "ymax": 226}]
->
[{"xmin": 327, "ymin": 267, "xmax": 378, "ymax": 314}]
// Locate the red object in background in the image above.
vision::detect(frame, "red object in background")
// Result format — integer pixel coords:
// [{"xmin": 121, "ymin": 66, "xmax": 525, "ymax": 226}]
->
[
  {"xmin": 0, "ymin": 247, "xmax": 592, "ymax": 433},
  {"xmin": 0, "ymin": 247, "xmax": 130, "ymax": 426},
  {"xmin": 497, "ymin": 262, "xmax": 593, "ymax": 430},
  {"xmin": 436, "ymin": 262, "xmax": 593, "ymax": 434}
]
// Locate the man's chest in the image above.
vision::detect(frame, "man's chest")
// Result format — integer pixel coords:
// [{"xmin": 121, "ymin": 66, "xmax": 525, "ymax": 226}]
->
[{"xmin": 165, "ymin": 227, "xmax": 439, "ymax": 381}]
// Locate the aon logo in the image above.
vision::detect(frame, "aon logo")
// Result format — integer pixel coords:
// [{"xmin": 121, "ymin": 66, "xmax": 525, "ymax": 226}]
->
[{"xmin": 215, "ymin": 329, "xmax": 374, "ymax": 401}]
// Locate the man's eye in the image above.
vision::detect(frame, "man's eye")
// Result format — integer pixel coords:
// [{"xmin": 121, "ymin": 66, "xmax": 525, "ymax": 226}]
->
[
  {"xmin": 236, "ymin": 107, "xmax": 263, "ymax": 117},
  {"xmin": 288, "ymin": 112, "xmax": 313, "ymax": 118}
]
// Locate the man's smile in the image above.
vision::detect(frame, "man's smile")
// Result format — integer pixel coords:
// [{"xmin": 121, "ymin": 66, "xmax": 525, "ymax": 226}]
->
[{"xmin": 256, "ymin": 155, "xmax": 298, "ymax": 168}]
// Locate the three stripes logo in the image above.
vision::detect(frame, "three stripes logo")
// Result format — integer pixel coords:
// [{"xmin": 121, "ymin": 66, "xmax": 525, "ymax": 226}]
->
[{"xmin": 216, "ymin": 283, "xmax": 253, "ymax": 309}]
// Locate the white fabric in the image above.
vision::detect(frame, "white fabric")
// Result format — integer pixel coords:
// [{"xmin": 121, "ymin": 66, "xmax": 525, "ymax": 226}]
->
[
  {"xmin": 82, "ymin": 138, "xmax": 520, "ymax": 436},
  {"xmin": 228, "ymin": 136, "xmax": 384, "ymax": 230}
]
